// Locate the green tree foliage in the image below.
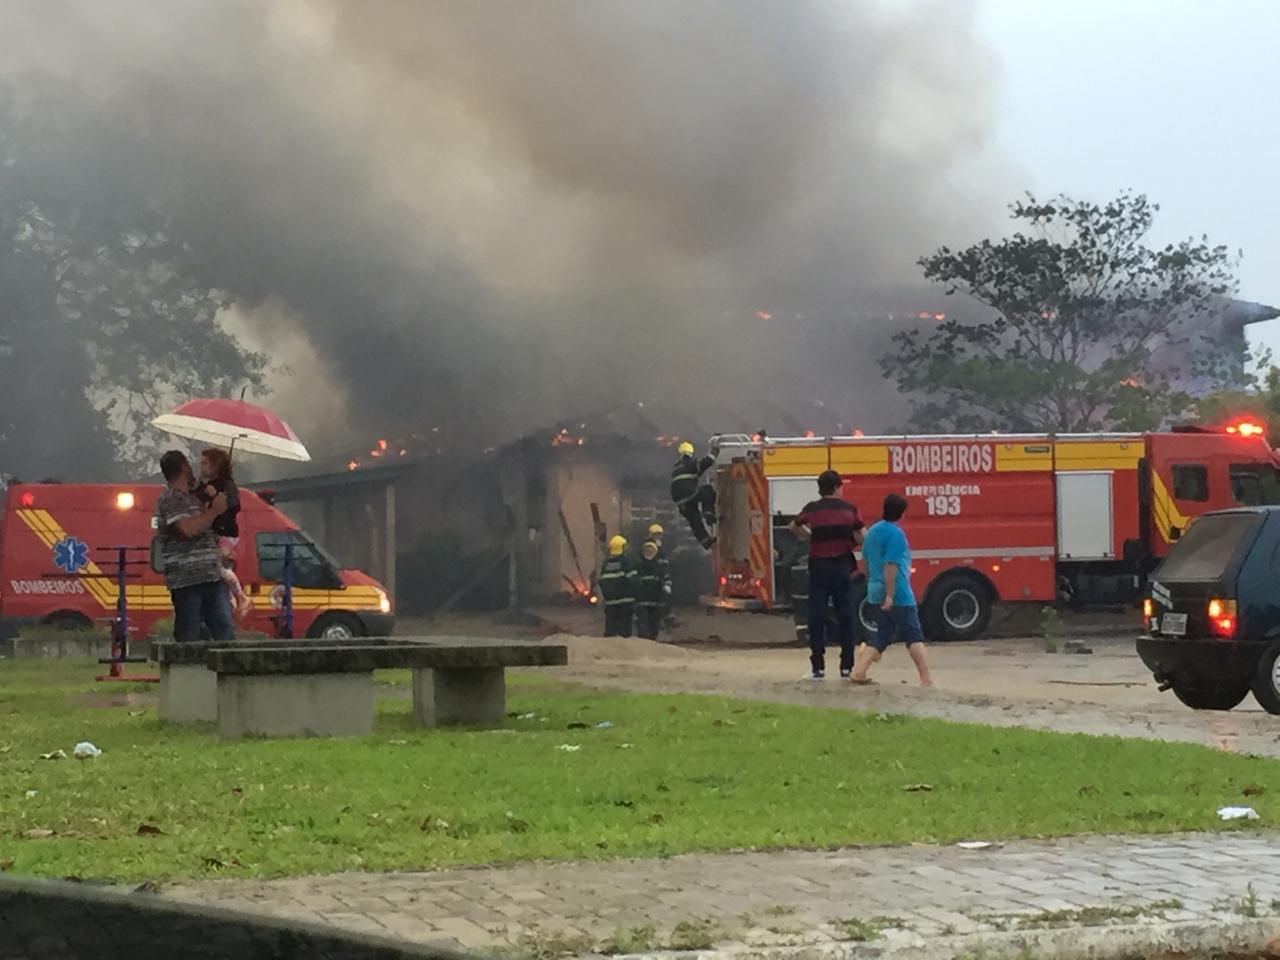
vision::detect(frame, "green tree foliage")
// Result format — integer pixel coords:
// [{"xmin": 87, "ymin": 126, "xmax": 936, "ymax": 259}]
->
[
  {"xmin": 883, "ymin": 192, "xmax": 1245, "ymax": 433},
  {"xmin": 1197, "ymin": 366, "xmax": 1280, "ymax": 437},
  {"xmin": 0, "ymin": 82, "xmax": 265, "ymax": 480}
]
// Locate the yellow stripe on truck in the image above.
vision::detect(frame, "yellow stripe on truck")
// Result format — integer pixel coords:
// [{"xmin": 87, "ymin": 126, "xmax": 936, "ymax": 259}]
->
[
  {"xmin": 828, "ymin": 444, "xmax": 890, "ymax": 476},
  {"xmin": 762, "ymin": 445, "xmax": 830, "ymax": 476},
  {"xmin": 994, "ymin": 443, "xmax": 1053, "ymax": 472},
  {"xmin": 1055, "ymin": 440, "xmax": 1143, "ymax": 471}
]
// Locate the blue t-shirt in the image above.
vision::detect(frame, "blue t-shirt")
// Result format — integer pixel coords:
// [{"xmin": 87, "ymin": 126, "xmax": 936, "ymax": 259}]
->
[{"xmin": 862, "ymin": 519, "xmax": 916, "ymax": 608}]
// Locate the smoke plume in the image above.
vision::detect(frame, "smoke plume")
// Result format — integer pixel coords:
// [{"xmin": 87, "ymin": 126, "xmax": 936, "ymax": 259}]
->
[{"xmin": 0, "ymin": 0, "xmax": 1001, "ymax": 462}]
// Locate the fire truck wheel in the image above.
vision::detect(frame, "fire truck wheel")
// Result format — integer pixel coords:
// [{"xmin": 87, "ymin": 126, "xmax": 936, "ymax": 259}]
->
[
  {"xmin": 307, "ymin": 612, "xmax": 364, "ymax": 641},
  {"xmin": 922, "ymin": 572, "xmax": 992, "ymax": 642},
  {"xmin": 1172, "ymin": 679, "xmax": 1251, "ymax": 712},
  {"xmin": 42, "ymin": 611, "xmax": 93, "ymax": 630},
  {"xmin": 1250, "ymin": 644, "xmax": 1280, "ymax": 715}
]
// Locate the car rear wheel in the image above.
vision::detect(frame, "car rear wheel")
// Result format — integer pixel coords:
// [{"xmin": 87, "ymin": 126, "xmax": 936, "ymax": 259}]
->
[
  {"xmin": 1170, "ymin": 680, "xmax": 1251, "ymax": 712},
  {"xmin": 922, "ymin": 572, "xmax": 992, "ymax": 641},
  {"xmin": 1250, "ymin": 645, "xmax": 1280, "ymax": 715},
  {"xmin": 307, "ymin": 612, "xmax": 364, "ymax": 641}
]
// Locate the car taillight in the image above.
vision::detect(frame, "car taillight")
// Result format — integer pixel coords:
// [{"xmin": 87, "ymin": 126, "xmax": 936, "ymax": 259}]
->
[{"xmin": 1208, "ymin": 598, "xmax": 1237, "ymax": 637}]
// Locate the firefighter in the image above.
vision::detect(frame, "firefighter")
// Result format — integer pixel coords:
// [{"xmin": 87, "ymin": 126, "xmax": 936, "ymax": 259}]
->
[
  {"xmin": 671, "ymin": 441, "xmax": 717, "ymax": 549},
  {"xmin": 648, "ymin": 522, "xmax": 675, "ymax": 627},
  {"xmin": 598, "ymin": 535, "xmax": 638, "ymax": 637},
  {"xmin": 636, "ymin": 538, "xmax": 671, "ymax": 640}
]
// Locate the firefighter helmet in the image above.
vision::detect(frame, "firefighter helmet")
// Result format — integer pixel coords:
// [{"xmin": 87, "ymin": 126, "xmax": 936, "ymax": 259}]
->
[
  {"xmin": 648, "ymin": 523, "xmax": 664, "ymax": 536},
  {"xmin": 677, "ymin": 441, "xmax": 694, "ymax": 457},
  {"xmin": 608, "ymin": 535, "xmax": 627, "ymax": 556}
]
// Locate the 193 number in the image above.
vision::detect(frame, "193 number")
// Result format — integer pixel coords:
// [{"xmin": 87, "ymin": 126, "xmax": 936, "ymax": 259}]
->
[{"xmin": 925, "ymin": 495, "xmax": 962, "ymax": 516}]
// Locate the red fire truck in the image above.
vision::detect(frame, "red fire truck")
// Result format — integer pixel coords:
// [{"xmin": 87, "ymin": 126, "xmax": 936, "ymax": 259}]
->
[
  {"xmin": 707, "ymin": 423, "xmax": 1280, "ymax": 640},
  {"xmin": 0, "ymin": 482, "xmax": 393, "ymax": 642}
]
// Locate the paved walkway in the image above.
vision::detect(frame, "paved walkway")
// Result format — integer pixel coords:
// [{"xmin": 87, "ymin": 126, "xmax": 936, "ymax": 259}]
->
[{"xmin": 164, "ymin": 833, "xmax": 1280, "ymax": 955}]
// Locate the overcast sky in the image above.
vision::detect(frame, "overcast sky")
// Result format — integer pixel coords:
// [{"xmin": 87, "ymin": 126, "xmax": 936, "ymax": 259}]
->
[{"xmin": 975, "ymin": 0, "xmax": 1280, "ymax": 353}]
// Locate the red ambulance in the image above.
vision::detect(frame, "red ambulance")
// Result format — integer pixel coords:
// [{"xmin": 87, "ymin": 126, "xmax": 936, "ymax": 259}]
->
[
  {"xmin": 0, "ymin": 482, "xmax": 393, "ymax": 642},
  {"xmin": 708, "ymin": 423, "xmax": 1280, "ymax": 640}
]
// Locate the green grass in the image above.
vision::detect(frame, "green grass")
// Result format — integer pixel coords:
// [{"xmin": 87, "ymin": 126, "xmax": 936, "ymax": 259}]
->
[{"xmin": 1, "ymin": 659, "xmax": 1278, "ymax": 883}]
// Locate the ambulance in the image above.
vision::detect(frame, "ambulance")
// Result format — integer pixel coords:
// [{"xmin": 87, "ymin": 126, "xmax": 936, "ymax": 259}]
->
[
  {"xmin": 707, "ymin": 423, "xmax": 1280, "ymax": 641},
  {"xmin": 0, "ymin": 482, "xmax": 394, "ymax": 641}
]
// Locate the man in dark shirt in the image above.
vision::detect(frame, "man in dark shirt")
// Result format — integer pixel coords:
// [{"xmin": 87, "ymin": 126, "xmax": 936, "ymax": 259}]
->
[
  {"xmin": 790, "ymin": 469, "xmax": 863, "ymax": 679},
  {"xmin": 154, "ymin": 450, "xmax": 236, "ymax": 643}
]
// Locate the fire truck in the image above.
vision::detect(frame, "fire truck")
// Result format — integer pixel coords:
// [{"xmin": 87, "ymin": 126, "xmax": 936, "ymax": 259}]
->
[
  {"xmin": 707, "ymin": 423, "xmax": 1280, "ymax": 641},
  {"xmin": 0, "ymin": 482, "xmax": 394, "ymax": 642}
]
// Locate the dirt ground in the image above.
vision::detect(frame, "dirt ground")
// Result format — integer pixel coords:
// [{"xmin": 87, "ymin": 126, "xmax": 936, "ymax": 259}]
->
[{"xmin": 403, "ymin": 607, "xmax": 1280, "ymax": 759}]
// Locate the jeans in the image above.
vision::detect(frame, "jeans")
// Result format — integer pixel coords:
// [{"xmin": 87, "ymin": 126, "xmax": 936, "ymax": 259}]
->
[
  {"xmin": 171, "ymin": 580, "xmax": 237, "ymax": 642},
  {"xmin": 868, "ymin": 604, "xmax": 925, "ymax": 652},
  {"xmin": 808, "ymin": 556, "xmax": 856, "ymax": 674}
]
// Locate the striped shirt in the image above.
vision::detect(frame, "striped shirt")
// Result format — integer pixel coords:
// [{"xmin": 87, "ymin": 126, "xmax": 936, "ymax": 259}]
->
[
  {"xmin": 155, "ymin": 487, "xmax": 223, "ymax": 591},
  {"xmin": 797, "ymin": 496, "xmax": 864, "ymax": 561}
]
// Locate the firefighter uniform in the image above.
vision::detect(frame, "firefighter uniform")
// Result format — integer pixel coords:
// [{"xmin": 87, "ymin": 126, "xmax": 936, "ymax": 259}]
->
[
  {"xmin": 671, "ymin": 442, "xmax": 716, "ymax": 549},
  {"xmin": 598, "ymin": 536, "xmax": 638, "ymax": 637},
  {"xmin": 635, "ymin": 539, "xmax": 671, "ymax": 640},
  {"xmin": 648, "ymin": 523, "xmax": 674, "ymax": 627}
]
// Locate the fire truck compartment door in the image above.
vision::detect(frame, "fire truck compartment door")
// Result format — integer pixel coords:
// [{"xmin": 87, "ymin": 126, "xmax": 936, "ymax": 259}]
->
[
  {"xmin": 1056, "ymin": 471, "xmax": 1114, "ymax": 560},
  {"xmin": 769, "ymin": 478, "xmax": 817, "ymax": 518}
]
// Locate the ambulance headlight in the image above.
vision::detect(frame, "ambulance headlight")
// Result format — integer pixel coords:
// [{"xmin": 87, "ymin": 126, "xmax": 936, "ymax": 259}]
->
[
  {"xmin": 116, "ymin": 492, "xmax": 135, "ymax": 511},
  {"xmin": 376, "ymin": 588, "xmax": 392, "ymax": 614}
]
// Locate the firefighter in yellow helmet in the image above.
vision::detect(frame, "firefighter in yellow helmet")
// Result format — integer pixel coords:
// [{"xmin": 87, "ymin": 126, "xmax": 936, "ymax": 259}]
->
[
  {"xmin": 597, "ymin": 534, "xmax": 638, "ymax": 637},
  {"xmin": 647, "ymin": 522, "xmax": 674, "ymax": 628},
  {"xmin": 671, "ymin": 440, "xmax": 717, "ymax": 549},
  {"xmin": 636, "ymin": 538, "xmax": 672, "ymax": 640}
]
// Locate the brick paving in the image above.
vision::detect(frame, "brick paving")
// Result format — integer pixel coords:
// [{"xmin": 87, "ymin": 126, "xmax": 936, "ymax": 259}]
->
[{"xmin": 163, "ymin": 833, "xmax": 1280, "ymax": 954}]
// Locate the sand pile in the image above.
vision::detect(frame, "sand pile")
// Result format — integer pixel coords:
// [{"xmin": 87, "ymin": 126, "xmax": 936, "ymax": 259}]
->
[{"xmin": 547, "ymin": 633, "xmax": 697, "ymax": 664}]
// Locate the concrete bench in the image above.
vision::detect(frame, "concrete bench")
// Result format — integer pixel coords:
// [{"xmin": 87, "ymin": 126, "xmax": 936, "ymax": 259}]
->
[
  {"xmin": 204, "ymin": 638, "xmax": 568, "ymax": 739},
  {"xmin": 152, "ymin": 638, "xmax": 402, "ymax": 724}
]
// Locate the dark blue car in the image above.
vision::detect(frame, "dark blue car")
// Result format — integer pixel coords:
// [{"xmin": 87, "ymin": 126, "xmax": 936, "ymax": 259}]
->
[{"xmin": 1137, "ymin": 506, "xmax": 1280, "ymax": 713}]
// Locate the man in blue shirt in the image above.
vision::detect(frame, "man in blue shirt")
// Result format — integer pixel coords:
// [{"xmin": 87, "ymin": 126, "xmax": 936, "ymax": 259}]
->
[{"xmin": 850, "ymin": 493, "xmax": 932, "ymax": 686}]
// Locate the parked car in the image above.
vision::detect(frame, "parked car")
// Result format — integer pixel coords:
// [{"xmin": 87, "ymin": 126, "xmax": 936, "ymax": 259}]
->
[{"xmin": 1136, "ymin": 506, "xmax": 1280, "ymax": 713}]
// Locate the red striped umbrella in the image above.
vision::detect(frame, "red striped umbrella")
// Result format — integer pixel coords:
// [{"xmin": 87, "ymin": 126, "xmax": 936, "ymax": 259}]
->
[{"xmin": 152, "ymin": 398, "xmax": 311, "ymax": 462}]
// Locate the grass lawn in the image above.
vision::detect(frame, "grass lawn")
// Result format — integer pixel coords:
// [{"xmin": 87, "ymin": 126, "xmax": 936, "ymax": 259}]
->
[{"xmin": 0, "ymin": 659, "xmax": 1276, "ymax": 884}]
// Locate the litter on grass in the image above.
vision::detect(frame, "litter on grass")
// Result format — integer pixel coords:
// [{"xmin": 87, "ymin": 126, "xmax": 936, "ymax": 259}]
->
[
  {"xmin": 38, "ymin": 750, "xmax": 66, "ymax": 761},
  {"xmin": 1218, "ymin": 806, "xmax": 1260, "ymax": 821},
  {"xmin": 73, "ymin": 742, "xmax": 102, "ymax": 760},
  {"xmin": 556, "ymin": 744, "xmax": 581, "ymax": 752}
]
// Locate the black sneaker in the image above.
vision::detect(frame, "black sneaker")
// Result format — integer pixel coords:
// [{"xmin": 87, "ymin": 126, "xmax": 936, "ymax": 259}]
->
[
  {"xmin": 807, "ymin": 670, "xmax": 825, "ymax": 681},
  {"xmin": 840, "ymin": 669, "xmax": 851, "ymax": 679}
]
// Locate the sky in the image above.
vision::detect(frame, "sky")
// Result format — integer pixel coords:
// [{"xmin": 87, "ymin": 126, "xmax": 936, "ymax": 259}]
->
[{"xmin": 976, "ymin": 0, "xmax": 1280, "ymax": 354}]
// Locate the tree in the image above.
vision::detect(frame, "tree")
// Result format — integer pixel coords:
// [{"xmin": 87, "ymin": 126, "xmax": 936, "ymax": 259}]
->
[
  {"xmin": 882, "ymin": 192, "xmax": 1247, "ymax": 433},
  {"xmin": 0, "ymin": 82, "xmax": 265, "ymax": 480}
]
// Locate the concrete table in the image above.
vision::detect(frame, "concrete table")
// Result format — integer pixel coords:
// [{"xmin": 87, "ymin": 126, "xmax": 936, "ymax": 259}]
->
[
  {"xmin": 206, "ymin": 638, "xmax": 568, "ymax": 739},
  {"xmin": 152, "ymin": 638, "xmax": 402, "ymax": 724}
]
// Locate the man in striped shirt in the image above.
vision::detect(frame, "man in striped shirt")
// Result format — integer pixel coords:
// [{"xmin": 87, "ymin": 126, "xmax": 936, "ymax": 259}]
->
[{"xmin": 790, "ymin": 470, "xmax": 863, "ymax": 679}]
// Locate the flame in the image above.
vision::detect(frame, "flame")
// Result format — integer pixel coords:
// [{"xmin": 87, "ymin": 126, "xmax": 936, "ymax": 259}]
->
[
  {"xmin": 755, "ymin": 309, "xmax": 773, "ymax": 321},
  {"xmin": 803, "ymin": 430, "xmax": 816, "ymax": 438},
  {"xmin": 934, "ymin": 313, "xmax": 945, "ymax": 322},
  {"xmin": 853, "ymin": 428, "xmax": 865, "ymax": 437},
  {"xmin": 346, "ymin": 460, "xmax": 359, "ymax": 471},
  {"xmin": 377, "ymin": 439, "xmax": 388, "ymax": 451}
]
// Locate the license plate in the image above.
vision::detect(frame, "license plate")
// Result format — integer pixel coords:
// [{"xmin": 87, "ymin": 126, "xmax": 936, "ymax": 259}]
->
[{"xmin": 1161, "ymin": 613, "xmax": 1187, "ymax": 636}]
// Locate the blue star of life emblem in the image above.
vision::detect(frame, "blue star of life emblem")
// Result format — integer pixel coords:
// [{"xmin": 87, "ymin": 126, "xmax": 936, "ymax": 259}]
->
[{"xmin": 53, "ymin": 536, "xmax": 90, "ymax": 574}]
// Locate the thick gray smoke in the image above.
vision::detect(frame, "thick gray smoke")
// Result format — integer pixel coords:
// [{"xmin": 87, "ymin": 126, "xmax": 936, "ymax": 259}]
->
[{"xmin": 0, "ymin": 0, "xmax": 1000, "ymax": 460}]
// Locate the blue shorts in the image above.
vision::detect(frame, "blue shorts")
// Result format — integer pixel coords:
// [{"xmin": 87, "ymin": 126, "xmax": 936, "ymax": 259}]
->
[{"xmin": 868, "ymin": 605, "xmax": 924, "ymax": 652}]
